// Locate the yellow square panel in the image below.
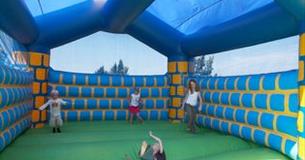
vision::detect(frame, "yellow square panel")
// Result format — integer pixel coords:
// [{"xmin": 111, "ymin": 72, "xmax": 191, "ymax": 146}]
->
[
  {"xmin": 172, "ymin": 97, "xmax": 182, "ymax": 107},
  {"xmin": 43, "ymin": 54, "xmax": 50, "ymax": 67},
  {"xmin": 41, "ymin": 110, "xmax": 47, "ymax": 121},
  {"xmin": 35, "ymin": 96, "xmax": 45, "ymax": 108},
  {"xmin": 300, "ymin": 33, "xmax": 305, "ymax": 56},
  {"xmin": 299, "ymin": 61, "xmax": 304, "ymax": 81},
  {"xmin": 36, "ymin": 68, "xmax": 46, "ymax": 80},
  {"xmin": 168, "ymin": 62, "xmax": 177, "ymax": 73},
  {"xmin": 41, "ymin": 82, "xmax": 48, "ymax": 94},
  {"xmin": 299, "ymin": 137, "xmax": 305, "ymax": 159},
  {"xmin": 32, "ymin": 82, "xmax": 40, "ymax": 94},
  {"xmin": 298, "ymin": 111, "xmax": 304, "ymax": 133},
  {"xmin": 169, "ymin": 109, "xmax": 176, "ymax": 118},
  {"xmin": 32, "ymin": 110, "xmax": 40, "ymax": 122},
  {"xmin": 35, "ymin": 123, "xmax": 45, "ymax": 128},
  {"xmin": 300, "ymin": 86, "xmax": 305, "ymax": 106},
  {"xmin": 176, "ymin": 86, "xmax": 185, "ymax": 96},
  {"xmin": 177, "ymin": 61, "xmax": 188, "ymax": 73},
  {"xmin": 177, "ymin": 109, "xmax": 184, "ymax": 119},
  {"xmin": 172, "ymin": 74, "xmax": 182, "ymax": 84},
  {"xmin": 170, "ymin": 86, "xmax": 176, "ymax": 96},
  {"xmin": 30, "ymin": 52, "xmax": 42, "ymax": 66}
]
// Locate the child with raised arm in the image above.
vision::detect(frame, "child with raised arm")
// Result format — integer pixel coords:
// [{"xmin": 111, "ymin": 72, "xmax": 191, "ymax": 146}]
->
[
  {"xmin": 181, "ymin": 79, "xmax": 203, "ymax": 133},
  {"xmin": 39, "ymin": 89, "xmax": 67, "ymax": 133},
  {"xmin": 128, "ymin": 88, "xmax": 144, "ymax": 124},
  {"xmin": 139, "ymin": 131, "xmax": 166, "ymax": 160}
]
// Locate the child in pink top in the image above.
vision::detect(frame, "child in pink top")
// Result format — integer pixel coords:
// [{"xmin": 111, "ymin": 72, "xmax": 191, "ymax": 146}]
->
[{"xmin": 128, "ymin": 88, "xmax": 144, "ymax": 124}]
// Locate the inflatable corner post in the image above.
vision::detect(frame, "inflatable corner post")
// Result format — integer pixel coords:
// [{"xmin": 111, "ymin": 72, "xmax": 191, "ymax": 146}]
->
[
  {"xmin": 298, "ymin": 21, "xmax": 305, "ymax": 160},
  {"xmin": 29, "ymin": 49, "xmax": 50, "ymax": 128},
  {"xmin": 168, "ymin": 56, "xmax": 190, "ymax": 123}
]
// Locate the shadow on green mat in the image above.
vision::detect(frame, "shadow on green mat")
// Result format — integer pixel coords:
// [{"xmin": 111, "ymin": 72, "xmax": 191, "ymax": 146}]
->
[{"xmin": 0, "ymin": 121, "xmax": 290, "ymax": 160}]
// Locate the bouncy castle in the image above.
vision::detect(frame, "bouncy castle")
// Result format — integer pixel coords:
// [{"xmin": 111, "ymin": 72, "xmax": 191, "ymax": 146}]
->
[{"xmin": 0, "ymin": 0, "xmax": 305, "ymax": 159}]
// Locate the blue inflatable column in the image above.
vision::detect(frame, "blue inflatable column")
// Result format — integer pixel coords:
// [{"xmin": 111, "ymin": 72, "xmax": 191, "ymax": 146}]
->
[
  {"xmin": 29, "ymin": 50, "xmax": 50, "ymax": 128},
  {"xmin": 298, "ymin": 22, "xmax": 305, "ymax": 160},
  {"xmin": 168, "ymin": 57, "xmax": 190, "ymax": 122}
]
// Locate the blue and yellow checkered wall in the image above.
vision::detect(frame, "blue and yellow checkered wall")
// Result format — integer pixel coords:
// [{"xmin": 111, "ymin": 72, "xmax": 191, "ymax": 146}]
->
[
  {"xmin": 0, "ymin": 66, "xmax": 33, "ymax": 151},
  {"xmin": 47, "ymin": 68, "xmax": 169, "ymax": 121},
  {"xmin": 168, "ymin": 60, "xmax": 189, "ymax": 121},
  {"xmin": 298, "ymin": 32, "xmax": 305, "ymax": 160},
  {"xmin": 29, "ymin": 52, "xmax": 50, "ymax": 128},
  {"xmin": 185, "ymin": 70, "xmax": 298, "ymax": 159}
]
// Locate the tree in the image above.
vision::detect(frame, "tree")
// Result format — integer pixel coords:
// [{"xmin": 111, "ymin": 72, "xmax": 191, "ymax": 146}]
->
[
  {"xmin": 95, "ymin": 66, "xmax": 107, "ymax": 74},
  {"xmin": 117, "ymin": 59, "xmax": 128, "ymax": 75},
  {"xmin": 95, "ymin": 59, "xmax": 129, "ymax": 75},
  {"xmin": 110, "ymin": 63, "xmax": 118, "ymax": 74},
  {"xmin": 192, "ymin": 55, "xmax": 215, "ymax": 77}
]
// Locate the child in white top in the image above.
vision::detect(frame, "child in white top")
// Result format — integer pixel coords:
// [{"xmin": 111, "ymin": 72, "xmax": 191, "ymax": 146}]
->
[
  {"xmin": 181, "ymin": 79, "xmax": 202, "ymax": 133},
  {"xmin": 39, "ymin": 89, "xmax": 67, "ymax": 133},
  {"xmin": 128, "ymin": 88, "xmax": 144, "ymax": 124}
]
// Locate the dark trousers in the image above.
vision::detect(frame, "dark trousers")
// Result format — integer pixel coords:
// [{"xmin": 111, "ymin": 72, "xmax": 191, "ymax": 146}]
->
[{"xmin": 186, "ymin": 104, "xmax": 196, "ymax": 132}]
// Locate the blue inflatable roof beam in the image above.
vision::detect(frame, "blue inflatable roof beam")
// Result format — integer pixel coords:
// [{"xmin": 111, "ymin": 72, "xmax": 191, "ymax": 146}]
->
[
  {"xmin": 30, "ymin": 0, "xmax": 104, "ymax": 52},
  {"xmin": 0, "ymin": 0, "xmax": 38, "ymax": 44},
  {"xmin": 182, "ymin": 2, "xmax": 299, "ymax": 56},
  {"xmin": 127, "ymin": 11, "xmax": 187, "ymax": 61},
  {"xmin": 275, "ymin": 0, "xmax": 305, "ymax": 21},
  {"xmin": 101, "ymin": 0, "xmax": 154, "ymax": 33}
]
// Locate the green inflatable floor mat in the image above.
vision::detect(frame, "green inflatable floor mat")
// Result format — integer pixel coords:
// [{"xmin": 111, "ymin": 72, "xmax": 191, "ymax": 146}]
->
[{"xmin": 0, "ymin": 121, "xmax": 290, "ymax": 160}]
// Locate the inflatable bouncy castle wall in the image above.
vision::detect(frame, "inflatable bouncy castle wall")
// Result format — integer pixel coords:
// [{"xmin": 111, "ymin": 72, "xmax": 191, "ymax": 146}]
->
[
  {"xmin": 48, "ymin": 69, "xmax": 169, "ymax": 121},
  {"xmin": 185, "ymin": 70, "xmax": 299, "ymax": 158},
  {"xmin": 0, "ymin": 0, "xmax": 305, "ymax": 159},
  {"xmin": 0, "ymin": 31, "xmax": 33, "ymax": 151}
]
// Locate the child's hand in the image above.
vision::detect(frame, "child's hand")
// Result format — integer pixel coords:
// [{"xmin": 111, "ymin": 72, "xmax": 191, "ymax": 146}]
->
[
  {"xmin": 198, "ymin": 106, "xmax": 202, "ymax": 112},
  {"xmin": 181, "ymin": 104, "xmax": 184, "ymax": 110}
]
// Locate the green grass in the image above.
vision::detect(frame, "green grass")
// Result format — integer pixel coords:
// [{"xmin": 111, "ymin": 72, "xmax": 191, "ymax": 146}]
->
[{"xmin": 0, "ymin": 121, "xmax": 289, "ymax": 160}]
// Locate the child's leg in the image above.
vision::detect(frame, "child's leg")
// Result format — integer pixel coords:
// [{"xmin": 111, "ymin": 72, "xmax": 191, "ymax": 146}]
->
[
  {"xmin": 56, "ymin": 119, "xmax": 61, "ymax": 133},
  {"xmin": 130, "ymin": 113, "xmax": 135, "ymax": 124},
  {"xmin": 55, "ymin": 116, "xmax": 63, "ymax": 133},
  {"xmin": 49, "ymin": 117, "xmax": 56, "ymax": 133},
  {"xmin": 136, "ymin": 113, "xmax": 144, "ymax": 123},
  {"xmin": 190, "ymin": 107, "xmax": 196, "ymax": 133},
  {"xmin": 186, "ymin": 105, "xmax": 192, "ymax": 130}
]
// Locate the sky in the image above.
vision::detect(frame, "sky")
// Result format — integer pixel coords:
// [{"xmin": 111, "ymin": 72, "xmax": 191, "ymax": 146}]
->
[
  {"xmin": 211, "ymin": 36, "xmax": 298, "ymax": 76},
  {"xmin": 50, "ymin": 32, "xmax": 168, "ymax": 75},
  {"xmin": 25, "ymin": 0, "xmax": 299, "ymax": 76},
  {"xmin": 50, "ymin": 32, "xmax": 298, "ymax": 76}
]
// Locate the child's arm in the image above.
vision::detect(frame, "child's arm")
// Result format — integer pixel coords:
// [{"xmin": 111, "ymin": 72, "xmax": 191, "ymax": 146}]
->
[
  {"xmin": 39, "ymin": 100, "xmax": 50, "ymax": 110},
  {"xmin": 139, "ymin": 97, "xmax": 143, "ymax": 106},
  {"xmin": 198, "ymin": 92, "xmax": 203, "ymax": 111},
  {"xmin": 149, "ymin": 131, "xmax": 163, "ymax": 153},
  {"xmin": 128, "ymin": 95, "xmax": 131, "ymax": 104},
  {"xmin": 59, "ymin": 99, "xmax": 67, "ymax": 105}
]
